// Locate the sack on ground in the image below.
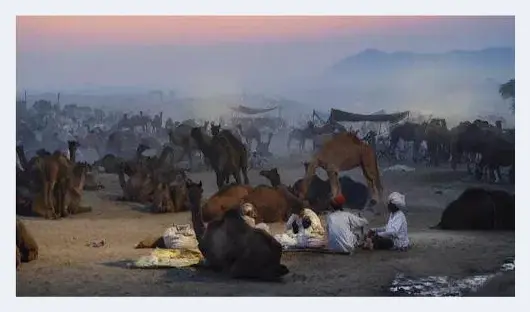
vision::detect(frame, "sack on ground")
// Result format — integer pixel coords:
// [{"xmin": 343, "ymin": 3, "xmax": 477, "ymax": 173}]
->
[{"xmin": 163, "ymin": 224, "xmax": 198, "ymax": 250}]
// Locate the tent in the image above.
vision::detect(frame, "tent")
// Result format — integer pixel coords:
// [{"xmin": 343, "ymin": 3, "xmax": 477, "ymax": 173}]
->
[
  {"xmin": 328, "ymin": 108, "xmax": 410, "ymax": 123},
  {"xmin": 230, "ymin": 105, "xmax": 278, "ymax": 115}
]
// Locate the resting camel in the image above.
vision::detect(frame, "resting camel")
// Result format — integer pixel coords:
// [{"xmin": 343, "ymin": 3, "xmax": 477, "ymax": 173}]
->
[
  {"xmin": 118, "ymin": 145, "xmax": 185, "ymax": 208},
  {"xmin": 150, "ymin": 169, "xmax": 189, "ymax": 213},
  {"xmin": 191, "ymin": 127, "xmax": 249, "ymax": 189},
  {"xmin": 187, "ymin": 179, "xmax": 289, "ymax": 281},
  {"xmin": 432, "ymin": 188, "xmax": 514, "ymax": 231},
  {"xmin": 302, "ymin": 132, "xmax": 383, "ymax": 206},
  {"xmin": 241, "ymin": 168, "xmax": 304, "ymax": 223},
  {"xmin": 201, "ymin": 183, "xmax": 254, "ymax": 222},
  {"xmin": 16, "ymin": 219, "xmax": 39, "ymax": 269},
  {"xmin": 23, "ymin": 141, "xmax": 86, "ymax": 219},
  {"xmin": 291, "ymin": 162, "xmax": 370, "ymax": 211}
]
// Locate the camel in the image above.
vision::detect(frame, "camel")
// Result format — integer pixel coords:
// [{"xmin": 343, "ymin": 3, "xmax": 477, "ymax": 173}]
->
[
  {"xmin": 151, "ymin": 112, "xmax": 163, "ymax": 133},
  {"xmin": 241, "ymin": 168, "xmax": 304, "ymax": 223},
  {"xmin": 191, "ymin": 127, "xmax": 249, "ymax": 189},
  {"xmin": 290, "ymin": 162, "xmax": 368, "ymax": 212},
  {"xmin": 118, "ymin": 145, "xmax": 184, "ymax": 205},
  {"xmin": 63, "ymin": 162, "xmax": 93, "ymax": 216},
  {"xmin": 151, "ymin": 181, "xmax": 189, "ymax": 213},
  {"xmin": 389, "ymin": 122, "xmax": 427, "ymax": 162},
  {"xmin": 302, "ymin": 132, "xmax": 383, "ymax": 206},
  {"xmin": 201, "ymin": 183, "xmax": 254, "ymax": 222},
  {"xmin": 118, "ymin": 166, "xmax": 155, "ymax": 203},
  {"xmin": 150, "ymin": 168, "xmax": 189, "ymax": 213},
  {"xmin": 105, "ymin": 129, "xmax": 139, "ymax": 159},
  {"xmin": 431, "ymin": 188, "xmax": 514, "ymax": 231},
  {"xmin": 236, "ymin": 124, "xmax": 261, "ymax": 150},
  {"xmin": 287, "ymin": 127, "xmax": 312, "ymax": 151},
  {"xmin": 450, "ymin": 120, "xmax": 514, "ymax": 183},
  {"xmin": 168, "ymin": 122, "xmax": 208, "ymax": 170},
  {"xmin": 256, "ymin": 133, "xmax": 274, "ymax": 157},
  {"xmin": 16, "ymin": 219, "xmax": 39, "ymax": 269},
  {"xmin": 25, "ymin": 141, "xmax": 92, "ymax": 219},
  {"xmin": 424, "ymin": 118, "xmax": 450, "ymax": 167},
  {"xmin": 187, "ymin": 179, "xmax": 289, "ymax": 281}
]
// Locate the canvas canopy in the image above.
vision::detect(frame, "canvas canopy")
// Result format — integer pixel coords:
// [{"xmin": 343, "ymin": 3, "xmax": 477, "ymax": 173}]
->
[
  {"xmin": 230, "ymin": 105, "xmax": 278, "ymax": 115},
  {"xmin": 329, "ymin": 108, "xmax": 409, "ymax": 123}
]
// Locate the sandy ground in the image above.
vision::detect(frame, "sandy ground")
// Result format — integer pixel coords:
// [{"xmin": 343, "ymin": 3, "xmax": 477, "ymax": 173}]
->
[{"xmin": 16, "ymin": 156, "xmax": 515, "ymax": 296}]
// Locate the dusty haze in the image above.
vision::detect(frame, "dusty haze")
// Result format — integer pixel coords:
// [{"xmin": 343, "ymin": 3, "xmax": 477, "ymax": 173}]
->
[{"xmin": 16, "ymin": 16, "xmax": 515, "ymax": 125}]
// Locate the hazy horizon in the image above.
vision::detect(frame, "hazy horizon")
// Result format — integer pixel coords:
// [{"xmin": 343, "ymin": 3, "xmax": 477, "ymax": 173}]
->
[{"xmin": 16, "ymin": 16, "xmax": 515, "ymax": 125}]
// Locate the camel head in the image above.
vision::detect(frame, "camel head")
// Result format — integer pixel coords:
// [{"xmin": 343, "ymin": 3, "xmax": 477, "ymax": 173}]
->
[
  {"xmin": 211, "ymin": 124, "xmax": 221, "ymax": 136},
  {"xmin": 259, "ymin": 168, "xmax": 281, "ymax": 187}
]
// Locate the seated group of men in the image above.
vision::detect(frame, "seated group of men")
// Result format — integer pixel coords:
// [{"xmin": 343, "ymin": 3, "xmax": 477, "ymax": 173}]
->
[{"xmin": 284, "ymin": 191, "xmax": 410, "ymax": 253}]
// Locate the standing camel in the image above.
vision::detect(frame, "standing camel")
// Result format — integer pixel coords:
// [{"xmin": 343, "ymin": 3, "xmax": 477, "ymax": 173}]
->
[
  {"xmin": 190, "ymin": 127, "xmax": 249, "ymax": 189},
  {"xmin": 302, "ymin": 132, "xmax": 383, "ymax": 206},
  {"xmin": 236, "ymin": 124, "xmax": 261, "ymax": 151}
]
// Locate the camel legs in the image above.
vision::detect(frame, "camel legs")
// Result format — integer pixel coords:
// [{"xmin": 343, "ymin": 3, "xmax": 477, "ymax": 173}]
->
[
  {"xmin": 360, "ymin": 151, "xmax": 382, "ymax": 206},
  {"xmin": 215, "ymin": 170, "xmax": 225, "ymax": 189},
  {"xmin": 42, "ymin": 181, "xmax": 56, "ymax": 219},
  {"xmin": 47, "ymin": 180, "xmax": 60, "ymax": 219}
]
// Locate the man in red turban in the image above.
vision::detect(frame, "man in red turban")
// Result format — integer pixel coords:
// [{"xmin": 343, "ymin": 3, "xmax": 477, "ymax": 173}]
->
[{"xmin": 326, "ymin": 193, "xmax": 368, "ymax": 254}]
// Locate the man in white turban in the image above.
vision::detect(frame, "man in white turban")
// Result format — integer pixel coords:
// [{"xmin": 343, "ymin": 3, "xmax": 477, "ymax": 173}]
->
[{"xmin": 364, "ymin": 192, "xmax": 410, "ymax": 251}]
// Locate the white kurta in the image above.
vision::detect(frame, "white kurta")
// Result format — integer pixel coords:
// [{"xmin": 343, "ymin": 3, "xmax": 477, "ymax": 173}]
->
[
  {"xmin": 326, "ymin": 211, "xmax": 369, "ymax": 253},
  {"xmin": 373, "ymin": 210, "xmax": 410, "ymax": 249}
]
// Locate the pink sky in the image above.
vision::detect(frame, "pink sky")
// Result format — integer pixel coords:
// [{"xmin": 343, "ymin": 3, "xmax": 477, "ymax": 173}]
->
[
  {"xmin": 16, "ymin": 16, "xmax": 514, "ymax": 92},
  {"xmin": 17, "ymin": 16, "xmax": 453, "ymax": 50}
]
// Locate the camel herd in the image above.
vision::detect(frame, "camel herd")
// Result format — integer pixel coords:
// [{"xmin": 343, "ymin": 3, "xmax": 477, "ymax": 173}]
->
[
  {"xmin": 15, "ymin": 107, "xmax": 515, "ymax": 280},
  {"xmin": 16, "ymin": 114, "xmax": 386, "ymax": 278}
]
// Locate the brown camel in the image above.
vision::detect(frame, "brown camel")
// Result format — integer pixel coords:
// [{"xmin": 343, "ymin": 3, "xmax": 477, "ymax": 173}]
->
[
  {"xmin": 191, "ymin": 127, "xmax": 249, "ymax": 189},
  {"xmin": 118, "ymin": 165, "xmax": 155, "ymax": 203},
  {"xmin": 201, "ymin": 183, "xmax": 254, "ymax": 222},
  {"xmin": 249, "ymin": 168, "xmax": 306, "ymax": 223},
  {"xmin": 150, "ymin": 169, "xmax": 189, "ymax": 213},
  {"xmin": 63, "ymin": 162, "xmax": 93, "ymax": 216},
  {"xmin": 16, "ymin": 219, "xmax": 39, "ymax": 269},
  {"xmin": 118, "ymin": 145, "xmax": 183, "ymax": 205},
  {"xmin": 302, "ymin": 132, "xmax": 383, "ymax": 206},
  {"xmin": 187, "ymin": 180, "xmax": 289, "ymax": 281}
]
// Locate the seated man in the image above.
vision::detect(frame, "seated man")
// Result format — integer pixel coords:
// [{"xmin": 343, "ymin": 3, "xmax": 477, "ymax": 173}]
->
[
  {"xmin": 326, "ymin": 194, "xmax": 369, "ymax": 254},
  {"xmin": 364, "ymin": 192, "xmax": 410, "ymax": 251},
  {"xmin": 285, "ymin": 205, "xmax": 325, "ymax": 237}
]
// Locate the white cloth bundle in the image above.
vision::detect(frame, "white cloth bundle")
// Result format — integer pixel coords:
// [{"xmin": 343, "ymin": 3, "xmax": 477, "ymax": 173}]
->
[{"xmin": 162, "ymin": 224, "xmax": 198, "ymax": 250}]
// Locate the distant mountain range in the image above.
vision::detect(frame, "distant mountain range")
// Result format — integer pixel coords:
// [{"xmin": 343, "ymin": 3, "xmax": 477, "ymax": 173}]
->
[{"xmin": 329, "ymin": 47, "xmax": 514, "ymax": 79}]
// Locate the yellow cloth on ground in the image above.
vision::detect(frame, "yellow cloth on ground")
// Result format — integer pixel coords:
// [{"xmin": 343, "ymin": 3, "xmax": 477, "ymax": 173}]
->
[{"xmin": 132, "ymin": 248, "xmax": 204, "ymax": 269}]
